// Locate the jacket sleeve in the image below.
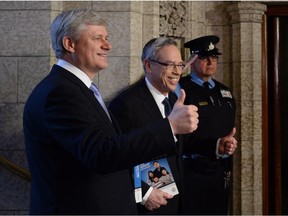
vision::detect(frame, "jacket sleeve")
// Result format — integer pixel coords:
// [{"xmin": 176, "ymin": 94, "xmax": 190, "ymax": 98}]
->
[{"xmin": 44, "ymin": 85, "xmax": 177, "ymax": 174}]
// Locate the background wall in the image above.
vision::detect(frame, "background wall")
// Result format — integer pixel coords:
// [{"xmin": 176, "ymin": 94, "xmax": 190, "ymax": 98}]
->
[
  {"xmin": 0, "ymin": 1, "xmax": 266, "ymax": 214},
  {"xmin": 0, "ymin": 2, "xmax": 52, "ymax": 214}
]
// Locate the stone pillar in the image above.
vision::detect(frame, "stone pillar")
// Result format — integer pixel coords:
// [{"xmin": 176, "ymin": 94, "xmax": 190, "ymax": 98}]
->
[
  {"xmin": 186, "ymin": 1, "xmax": 206, "ymax": 39},
  {"xmin": 93, "ymin": 1, "xmax": 160, "ymax": 100},
  {"xmin": 227, "ymin": 2, "xmax": 266, "ymax": 215}
]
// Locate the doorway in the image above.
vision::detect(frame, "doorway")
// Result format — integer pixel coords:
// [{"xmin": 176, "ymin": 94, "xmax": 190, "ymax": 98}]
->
[{"xmin": 263, "ymin": 4, "xmax": 288, "ymax": 215}]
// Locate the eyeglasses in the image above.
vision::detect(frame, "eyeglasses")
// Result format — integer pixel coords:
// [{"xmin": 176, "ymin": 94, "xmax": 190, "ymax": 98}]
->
[
  {"xmin": 197, "ymin": 56, "xmax": 218, "ymax": 63},
  {"xmin": 149, "ymin": 59, "xmax": 185, "ymax": 70}
]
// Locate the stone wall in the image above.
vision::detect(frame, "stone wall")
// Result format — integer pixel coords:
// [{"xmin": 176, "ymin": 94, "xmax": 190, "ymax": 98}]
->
[{"xmin": 0, "ymin": 2, "xmax": 52, "ymax": 214}]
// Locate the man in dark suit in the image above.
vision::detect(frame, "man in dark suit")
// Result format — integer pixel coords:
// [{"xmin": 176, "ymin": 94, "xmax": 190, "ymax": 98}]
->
[
  {"xmin": 23, "ymin": 9, "xmax": 199, "ymax": 215},
  {"xmin": 109, "ymin": 37, "xmax": 197, "ymax": 214}
]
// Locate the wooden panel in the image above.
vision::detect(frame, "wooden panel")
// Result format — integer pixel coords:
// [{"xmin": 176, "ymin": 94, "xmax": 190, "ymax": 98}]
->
[
  {"xmin": 264, "ymin": 4, "xmax": 288, "ymax": 214},
  {"xmin": 262, "ymin": 14, "xmax": 269, "ymax": 215},
  {"xmin": 272, "ymin": 17, "xmax": 282, "ymax": 215},
  {"xmin": 267, "ymin": 5, "xmax": 288, "ymax": 16}
]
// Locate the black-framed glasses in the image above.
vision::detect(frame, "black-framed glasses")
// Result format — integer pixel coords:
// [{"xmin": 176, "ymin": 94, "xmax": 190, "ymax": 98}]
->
[{"xmin": 149, "ymin": 59, "xmax": 185, "ymax": 70}]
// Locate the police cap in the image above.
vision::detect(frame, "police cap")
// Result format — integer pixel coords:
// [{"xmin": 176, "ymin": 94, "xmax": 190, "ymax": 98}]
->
[{"xmin": 184, "ymin": 35, "xmax": 222, "ymax": 57}]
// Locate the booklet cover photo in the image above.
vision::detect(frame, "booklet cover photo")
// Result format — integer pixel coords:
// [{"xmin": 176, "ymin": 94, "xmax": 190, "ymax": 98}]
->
[{"xmin": 134, "ymin": 158, "xmax": 179, "ymax": 203}]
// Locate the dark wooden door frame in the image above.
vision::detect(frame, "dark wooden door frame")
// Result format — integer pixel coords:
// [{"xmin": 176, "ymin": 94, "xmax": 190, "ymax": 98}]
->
[{"xmin": 263, "ymin": 4, "xmax": 288, "ymax": 215}]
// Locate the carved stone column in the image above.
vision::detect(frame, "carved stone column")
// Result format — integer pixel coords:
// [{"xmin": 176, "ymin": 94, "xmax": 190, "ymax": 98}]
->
[
  {"xmin": 159, "ymin": 1, "xmax": 187, "ymax": 38},
  {"xmin": 159, "ymin": 1, "xmax": 188, "ymax": 57},
  {"xmin": 227, "ymin": 2, "xmax": 266, "ymax": 215}
]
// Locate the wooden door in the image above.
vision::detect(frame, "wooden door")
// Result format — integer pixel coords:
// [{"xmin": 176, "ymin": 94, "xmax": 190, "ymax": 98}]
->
[{"xmin": 263, "ymin": 5, "xmax": 288, "ymax": 215}]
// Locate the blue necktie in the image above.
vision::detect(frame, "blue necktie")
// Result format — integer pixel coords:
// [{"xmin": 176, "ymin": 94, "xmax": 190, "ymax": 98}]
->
[
  {"xmin": 162, "ymin": 97, "xmax": 172, "ymax": 117},
  {"xmin": 89, "ymin": 83, "xmax": 111, "ymax": 121}
]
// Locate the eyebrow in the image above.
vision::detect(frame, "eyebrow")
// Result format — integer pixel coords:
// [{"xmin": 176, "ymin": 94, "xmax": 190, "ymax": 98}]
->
[{"xmin": 162, "ymin": 60, "xmax": 184, "ymax": 64}]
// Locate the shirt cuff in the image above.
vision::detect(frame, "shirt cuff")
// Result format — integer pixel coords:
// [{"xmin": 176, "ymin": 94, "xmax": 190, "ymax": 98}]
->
[{"xmin": 140, "ymin": 187, "xmax": 153, "ymax": 205}]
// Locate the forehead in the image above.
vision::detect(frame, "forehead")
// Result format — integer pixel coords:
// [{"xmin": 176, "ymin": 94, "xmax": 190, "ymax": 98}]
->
[
  {"xmin": 156, "ymin": 45, "xmax": 182, "ymax": 61},
  {"xmin": 81, "ymin": 24, "xmax": 108, "ymax": 36},
  {"xmin": 196, "ymin": 55, "xmax": 218, "ymax": 62}
]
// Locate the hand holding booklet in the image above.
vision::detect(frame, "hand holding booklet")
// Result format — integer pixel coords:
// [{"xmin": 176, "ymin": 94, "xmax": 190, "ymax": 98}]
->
[{"xmin": 134, "ymin": 158, "xmax": 179, "ymax": 203}]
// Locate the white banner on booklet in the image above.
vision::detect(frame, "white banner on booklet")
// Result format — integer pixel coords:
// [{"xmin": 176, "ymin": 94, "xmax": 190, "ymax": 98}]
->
[{"xmin": 134, "ymin": 165, "xmax": 142, "ymax": 203}]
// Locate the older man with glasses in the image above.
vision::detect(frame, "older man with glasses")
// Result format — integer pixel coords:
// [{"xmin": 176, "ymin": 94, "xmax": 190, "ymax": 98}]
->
[{"xmin": 109, "ymin": 37, "xmax": 199, "ymax": 214}]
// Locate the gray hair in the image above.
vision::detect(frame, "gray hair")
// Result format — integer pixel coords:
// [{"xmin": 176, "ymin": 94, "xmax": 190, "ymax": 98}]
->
[
  {"xmin": 141, "ymin": 37, "xmax": 178, "ymax": 72},
  {"xmin": 51, "ymin": 9, "xmax": 107, "ymax": 59}
]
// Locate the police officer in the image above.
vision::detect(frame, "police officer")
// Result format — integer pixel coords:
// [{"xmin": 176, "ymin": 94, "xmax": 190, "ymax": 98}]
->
[{"xmin": 179, "ymin": 35, "xmax": 238, "ymax": 215}]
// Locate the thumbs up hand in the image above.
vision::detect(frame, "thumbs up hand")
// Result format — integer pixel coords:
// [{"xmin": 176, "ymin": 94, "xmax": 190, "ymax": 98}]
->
[
  {"xmin": 218, "ymin": 127, "xmax": 237, "ymax": 155},
  {"xmin": 168, "ymin": 89, "xmax": 199, "ymax": 134}
]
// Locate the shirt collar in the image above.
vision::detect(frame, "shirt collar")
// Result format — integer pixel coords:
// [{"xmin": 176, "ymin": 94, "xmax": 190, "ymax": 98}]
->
[
  {"xmin": 57, "ymin": 59, "xmax": 92, "ymax": 88},
  {"xmin": 145, "ymin": 77, "xmax": 168, "ymax": 118},
  {"xmin": 145, "ymin": 77, "xmax": 167, "ymax": 102},
  {"xmin": 190, "ymin": 72, "xmax": 215, "ymax": 88}
]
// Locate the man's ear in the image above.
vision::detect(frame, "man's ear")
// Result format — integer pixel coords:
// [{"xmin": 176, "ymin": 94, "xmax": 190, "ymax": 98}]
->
[
  {"xmin": 62, "ymin": 36, "xmax": 75, "ymax": 53},
  {"xmin": 144, "ymin": 59, "xmax": 152, "ymax": 73}
]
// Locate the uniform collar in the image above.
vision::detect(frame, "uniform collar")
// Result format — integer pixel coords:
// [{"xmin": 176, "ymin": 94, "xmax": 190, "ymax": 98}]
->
[{"xmin": 190, "ymin": 72, "xmax": 215, "ymax": 88}]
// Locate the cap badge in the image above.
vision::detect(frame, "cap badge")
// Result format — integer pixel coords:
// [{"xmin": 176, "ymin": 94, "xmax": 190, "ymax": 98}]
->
[{"xmin": 208, "ymin": 42, "xmax": 215, "ymax": 51}]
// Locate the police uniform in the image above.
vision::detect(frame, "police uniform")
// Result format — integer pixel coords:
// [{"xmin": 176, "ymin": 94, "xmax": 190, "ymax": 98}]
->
[{"xmin": 179, "ymin": 35, "xmax": 236, "ymax": 215}]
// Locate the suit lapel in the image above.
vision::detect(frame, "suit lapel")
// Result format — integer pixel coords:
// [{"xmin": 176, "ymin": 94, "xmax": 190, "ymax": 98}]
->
[
  {"xmin": 138, "ymin": 80, "xmax": 164, "ymax": 121},
  {"xmin": 51, "ymin": 65, "xmax": 114, "ymax": 128},
  {"xmin": 109, "ymin": 112, "xmax": 122, "ymax": 134},
  {"xmin": 168, "ymin": 91, "xmax": 178, "ymax": 107},
  {"xmin": 85, "ymin": 89, "xmax": 113, "ymax": 125},
  {"xmin": 138, "ymin": 81, "xmax": 179, "ymax": 121}
]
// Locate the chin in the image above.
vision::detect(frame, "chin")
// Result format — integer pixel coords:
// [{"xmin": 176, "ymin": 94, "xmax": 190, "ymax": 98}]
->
[
  {"xmin": 99, "ymin": 64, "xmax": 109, "ymax": 70},
  {"xmin": 167, "ymin": 86, "xmax": 176, "ymax": 92}
]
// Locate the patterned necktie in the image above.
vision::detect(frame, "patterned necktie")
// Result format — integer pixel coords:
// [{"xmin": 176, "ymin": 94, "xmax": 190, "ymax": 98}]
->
[
  {"xmin": 89, "ymin": 83, "xmax": 111, "ymax": 121},
  {"xmin": 162, "ymin": 97, "xmax": 172, "ymax": 117},
  {"xmin": 203, "ymin": 81, "xmax": 210, "ymax": 89}
]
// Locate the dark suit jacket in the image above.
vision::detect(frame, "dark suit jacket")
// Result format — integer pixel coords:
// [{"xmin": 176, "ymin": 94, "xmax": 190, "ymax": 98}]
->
[
  {"xmin": 23, "ymin": 65, "xmax": 178, "ymax": 214},
  {"xmin": 109, "ymin": 78, "xmax": 183, "ymax": 215}
]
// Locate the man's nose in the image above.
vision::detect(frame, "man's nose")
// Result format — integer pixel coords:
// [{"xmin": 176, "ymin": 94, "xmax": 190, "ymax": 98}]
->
[
  {"xmin": 206, "ymin": 57, "xmax": 212, "ymax": 65},
  {"xmin": 102, "ymin": 40, "xmax": 112, "ymax": 50}
]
